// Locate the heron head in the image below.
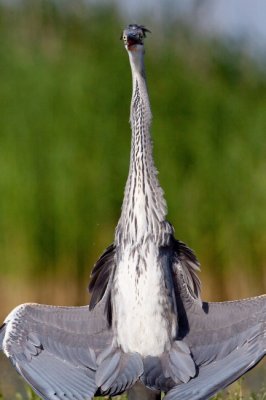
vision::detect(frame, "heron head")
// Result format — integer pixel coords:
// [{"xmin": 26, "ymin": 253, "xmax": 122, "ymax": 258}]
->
[{"xmin": 121, "ymin": 24, "xmax": 150, "ymax": 52}]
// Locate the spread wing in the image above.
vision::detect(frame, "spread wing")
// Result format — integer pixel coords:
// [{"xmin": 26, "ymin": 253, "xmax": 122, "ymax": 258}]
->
[
  {"xmin": 0, "ymin": 244, "xmax": 116, "ymax": 400},
  {"xmin": 0, "ymin": 300, "xmax": 112, "ymax": 400},
  {"xmin": 166, "ymin": 258, "xmax": 266, "ymax": 400},
  {"xmin": 0, "ymin": 244, "xmax": 143, "ymax": 400}
]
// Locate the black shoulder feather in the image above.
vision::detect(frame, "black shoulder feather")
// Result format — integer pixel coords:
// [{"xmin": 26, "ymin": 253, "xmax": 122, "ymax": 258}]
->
[
  {"xmin": 88, "ymin": 244, "xmax": 116, "ymax": 310},
  {"xmin": 173, "ymin": 239, "xmax": 201, "ymax": 299}
]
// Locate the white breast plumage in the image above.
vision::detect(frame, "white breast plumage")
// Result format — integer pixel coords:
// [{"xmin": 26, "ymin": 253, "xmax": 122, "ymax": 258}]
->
[{"xmin": 113, "ymin": 240, "xmax": 173, "ymax": 357}]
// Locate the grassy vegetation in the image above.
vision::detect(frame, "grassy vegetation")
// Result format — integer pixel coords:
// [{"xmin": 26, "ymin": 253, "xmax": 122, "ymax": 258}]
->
[{"xmin": 0, "ymin": 381, "xmax": 265, "ymax": 400}]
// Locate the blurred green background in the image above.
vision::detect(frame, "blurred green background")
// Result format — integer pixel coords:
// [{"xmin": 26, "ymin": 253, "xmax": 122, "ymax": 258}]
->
[{"xmin": 0, "ymin": 0, "xmax": 266, "ymax": 318}]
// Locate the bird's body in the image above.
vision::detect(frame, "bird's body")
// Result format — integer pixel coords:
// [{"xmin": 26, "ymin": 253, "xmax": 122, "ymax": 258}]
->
[
  {"xmin": 0, "ymin": 24, "xmax": 265, "ymax": 400},
  {"xmin": 113, "ymin": 40, "xmax": 176, "ymax": 357}
]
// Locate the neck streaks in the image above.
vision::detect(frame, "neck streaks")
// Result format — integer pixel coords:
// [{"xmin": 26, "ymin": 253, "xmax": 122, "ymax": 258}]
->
[{"xmin": 116, "ymin": 65, "xmax": 168, "ymax": 246}]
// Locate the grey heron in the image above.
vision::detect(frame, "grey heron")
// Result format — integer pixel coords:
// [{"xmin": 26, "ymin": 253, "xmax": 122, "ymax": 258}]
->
[{"xmin": 0, "ymin": 24, "xmax": 265, "ymax": 400}]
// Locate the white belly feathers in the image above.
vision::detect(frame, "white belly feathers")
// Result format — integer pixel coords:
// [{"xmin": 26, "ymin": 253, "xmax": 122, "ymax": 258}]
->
[{"xmin": 112, "ymin": 241, "xmax": 173, "ymax": 357}]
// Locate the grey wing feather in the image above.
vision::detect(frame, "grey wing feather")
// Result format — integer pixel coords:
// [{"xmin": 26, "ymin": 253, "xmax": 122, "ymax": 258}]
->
[
  {"xmin": 185, "ymin": 297, "xmax": 266, "ymax": 366},
  {"xmin": 17, "ymin": 352, "xmax": 96, "ymax": 400},
  {"xmin": 1, "ymin": 301, "xmax": 113, "ymax": 400},
  {"xmin": 165, "ymin": 330, "xmax": 265, "ymax": 400},
  {"xmin": 171, "ymin": 259, "xmax": 266, "ymax": 400},
  {"xmin": 161, "ymin": 341, "xmax": 196, "ymax": 384},
  {"xmin": 95, "ymin": 345, "xmax": 143, "ymax": 395}
]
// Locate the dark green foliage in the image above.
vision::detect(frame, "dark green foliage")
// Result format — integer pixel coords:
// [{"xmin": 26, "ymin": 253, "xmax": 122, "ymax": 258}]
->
[{"xmin": 0, "ymin": 0, "xmax": 265, "ymax": 305}]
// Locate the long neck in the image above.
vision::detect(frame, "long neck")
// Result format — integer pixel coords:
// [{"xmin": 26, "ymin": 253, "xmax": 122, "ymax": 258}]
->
[{"xmin": 115, "ymin": 49, "xmax": 167, "ymax": 245}]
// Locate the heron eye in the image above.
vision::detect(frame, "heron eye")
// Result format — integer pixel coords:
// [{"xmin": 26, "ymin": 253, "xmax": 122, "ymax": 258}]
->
[{"xmin": 123, "ymin": 34, "xmax": 127, "ymax": 42}]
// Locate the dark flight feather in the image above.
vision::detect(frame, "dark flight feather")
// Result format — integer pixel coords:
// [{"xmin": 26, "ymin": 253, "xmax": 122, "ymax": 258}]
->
[{"xmin": 88, "ymin": 244, "xmax": 116, "ymax": 310}]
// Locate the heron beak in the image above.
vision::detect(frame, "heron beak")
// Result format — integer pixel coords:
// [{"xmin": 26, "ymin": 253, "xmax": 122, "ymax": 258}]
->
[{"xmin": 125, "ymin": 34, "xmax": 143, "ymax": 51}]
